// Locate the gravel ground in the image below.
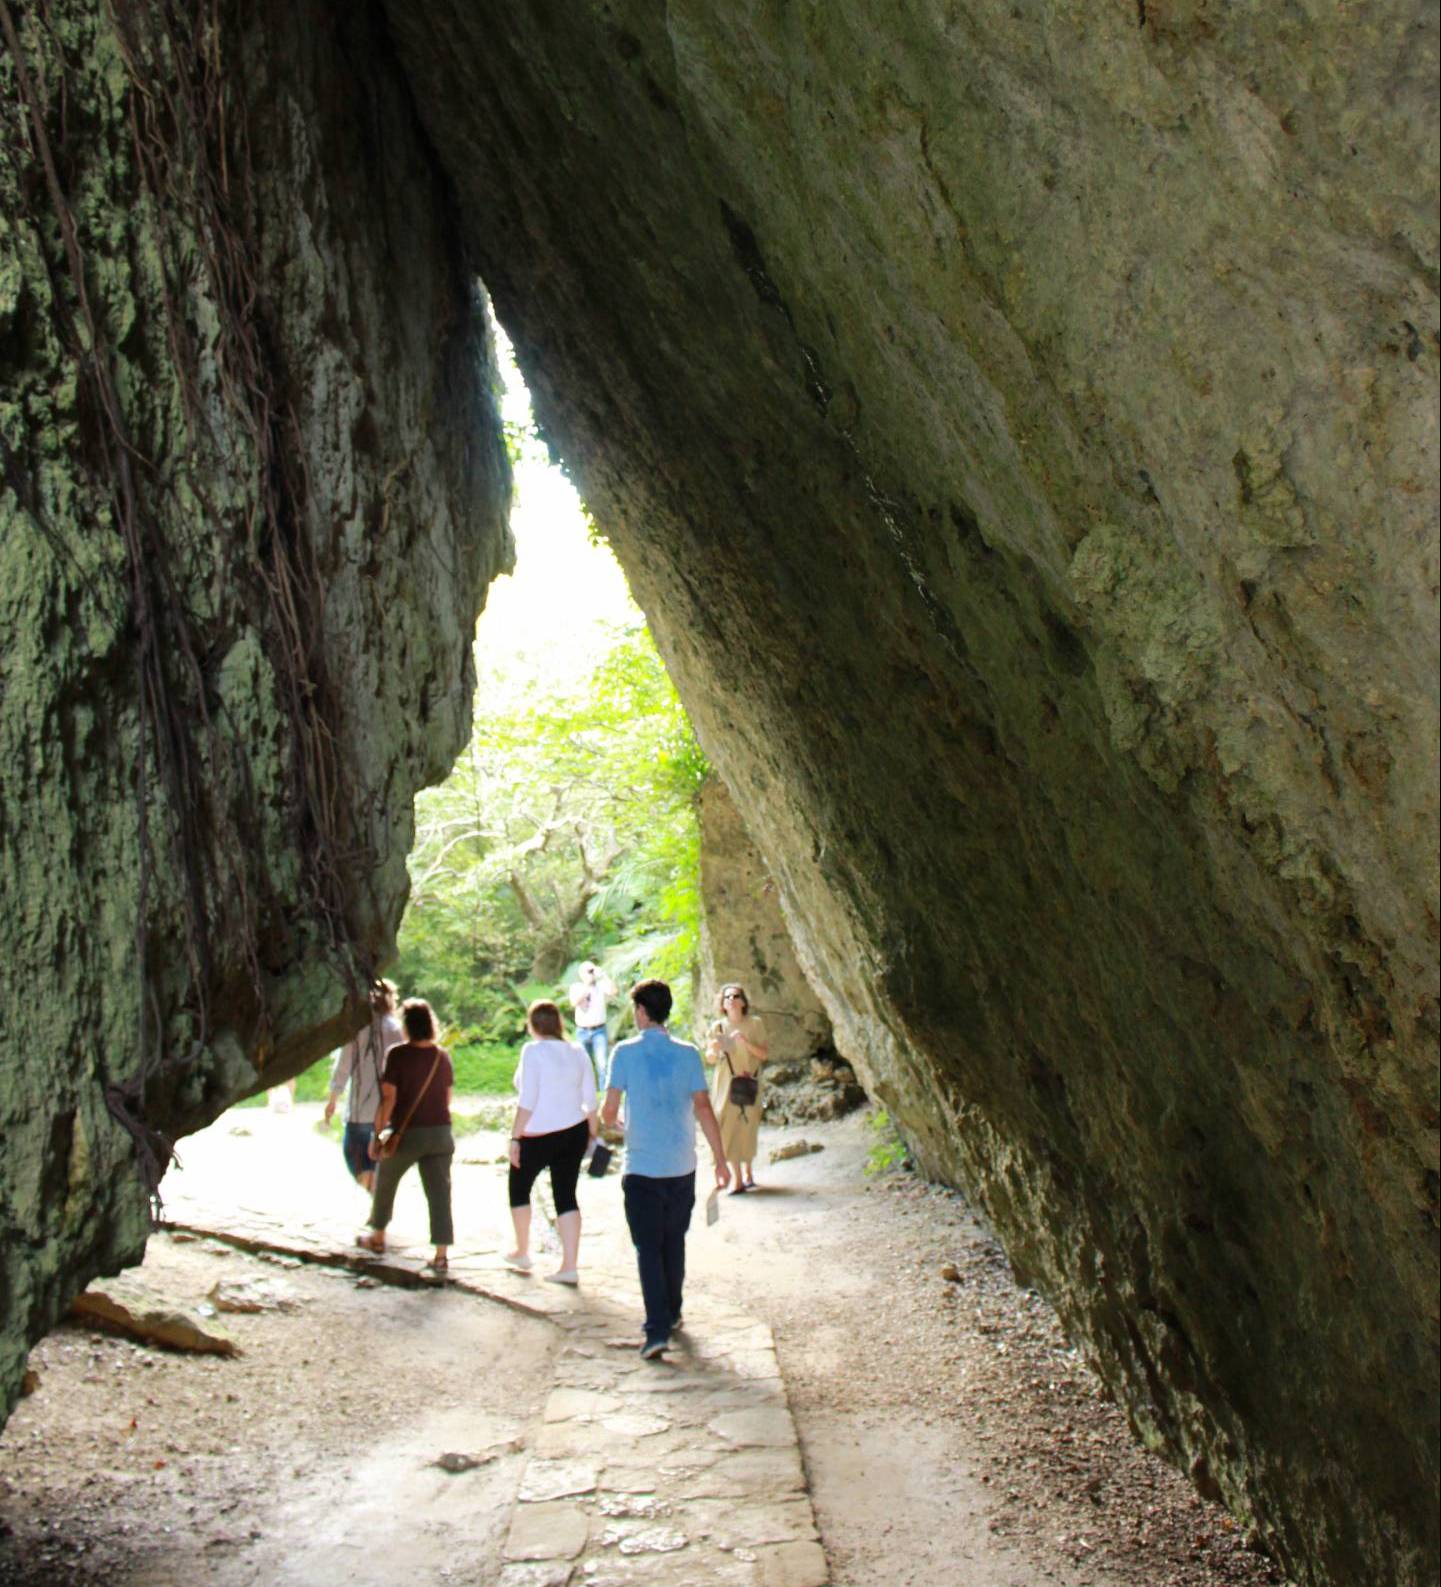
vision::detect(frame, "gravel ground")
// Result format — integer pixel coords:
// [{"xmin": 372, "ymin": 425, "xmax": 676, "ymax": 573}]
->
[
  {"xmin": 0, "ymin": 1237, "xmax": 552, "ymax": 1587},
  {"xmin": 0, "ymin": 1107, "xmax": 1293, "ymax": 1587},
  {"xmin": 693, "ymin": 1114, "xmax": 1290, "ymax": 1587}
]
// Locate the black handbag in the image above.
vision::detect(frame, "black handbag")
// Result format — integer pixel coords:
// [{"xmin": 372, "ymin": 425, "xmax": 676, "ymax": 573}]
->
[{"xmin": 724, "ymin": 1053, "xmax": 759, "ymax": 1109}]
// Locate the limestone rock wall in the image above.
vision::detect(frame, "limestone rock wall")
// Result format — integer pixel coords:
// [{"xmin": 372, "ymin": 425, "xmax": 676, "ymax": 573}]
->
[
  {"xmin": 695, "ymin": 775, "xmax": 835, "ymax": 1064},
  {"xmin": 696, "ymin": 774, "xmax": 866, "ymax": 1124},
  {"xmin": 0, "ymin": 0, "xmax": 510, "ymax": 1425},
  {"xmin": 384, "ymin": 6, "xmax": 1438, "ymax": 1584}
]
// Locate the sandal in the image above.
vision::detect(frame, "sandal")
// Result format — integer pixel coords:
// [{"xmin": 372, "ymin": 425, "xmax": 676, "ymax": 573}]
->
[
  {"xmin": 423, "ymin": 1256, "xmax": 449, "ymax": 1279},
  {"xmin": 356, "ymin": 1232, "xmax": 385, "ymax": 1254}
]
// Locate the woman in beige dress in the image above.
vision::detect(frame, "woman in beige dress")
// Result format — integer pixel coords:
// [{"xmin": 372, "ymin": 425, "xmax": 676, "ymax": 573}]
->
[{"xmin": 705, "ymin": 983, "xmax": 769, "ymax": 1193}]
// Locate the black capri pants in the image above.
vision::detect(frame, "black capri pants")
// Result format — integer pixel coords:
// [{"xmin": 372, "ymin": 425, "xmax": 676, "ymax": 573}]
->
[{"xmin": 509, "ymin": 1119, "xmax": 590, "ymax": 1215}]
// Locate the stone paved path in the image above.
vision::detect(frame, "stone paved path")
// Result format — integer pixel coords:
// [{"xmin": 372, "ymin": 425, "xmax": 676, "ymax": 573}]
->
[
  {"xmin": 159, "ymin": 1107, "xmax": 829, "ymax": 1587},
  {"xmin": 495, "ymin": 1294, "xmax": 826, "ymax": 1587}
]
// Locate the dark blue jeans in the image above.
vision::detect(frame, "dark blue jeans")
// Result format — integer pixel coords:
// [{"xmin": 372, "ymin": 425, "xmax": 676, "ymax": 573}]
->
[
  {"xmin": 622, "ymin": 1172, "xmax": 695, "ymax": 1345},
  {"xmin": 342, "ymin": 1122, "xmax": 374, "ymax": 1181}
]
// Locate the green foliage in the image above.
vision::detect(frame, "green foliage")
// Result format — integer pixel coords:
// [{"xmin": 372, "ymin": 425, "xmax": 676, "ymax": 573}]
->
[
  {"xmin": 449, "ymin": 1041, "xmax": 519, "ymax": 1094},
  {"xmin": 312, "ymin": 1099, "xmax": 508, "ymax": 1138},
  {"xmin": 294, "ymin": 1065, "xmax": 330, "ymax": 1103},
  {"xmin": 451, "ymin": 1100, "xmax": 513, "ymax": 1136},
  {"xmin": 864, "ymin": 1108, "xmax": 911, "ymax": 1177},
  {"xmin": 390, "ymin": 623, "xmax": 708, "ymax": 1052},
  {"xmin": 282, "ymin": 1030, "xmax": 519, "ymax": 1109}
]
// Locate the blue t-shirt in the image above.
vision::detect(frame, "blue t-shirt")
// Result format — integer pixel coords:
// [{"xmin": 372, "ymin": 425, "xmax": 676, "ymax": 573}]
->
[{"xmin": 607, "ymin": 1027, "xmax": 708, "ymax": 1179}]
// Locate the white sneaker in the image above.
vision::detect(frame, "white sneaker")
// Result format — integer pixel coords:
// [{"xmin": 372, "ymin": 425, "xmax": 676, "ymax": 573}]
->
[
  {"xmin": 545, "ymin": 1270, "xmax": 579, "ymax": 1286},
  {"xmin": 504, "ymin": 1253, "xmax": 533, "ymax": 1272}
]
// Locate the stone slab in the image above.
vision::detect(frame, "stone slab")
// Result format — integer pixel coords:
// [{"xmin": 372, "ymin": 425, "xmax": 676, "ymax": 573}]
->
[
  {"xmin": 518, "ymin": 1459, "xmax": 601, "ymax": 1503},
  {"xmin": 671, "ymin": 1448, "xmax": 806, "ymax": 1500},
  {"xmin": 497, "ymin": 1565, "xmax": 574, "ymax": 1587},
  {"xmin": 505, "ymin": 1501, "xmax": 590, "ymax": 1562},
  {"xmin": 756, "ymin": 1540, "xmax": 829, "ymax": 1587},
  {"xmin": 544, "ymin": 1388, "xmax": 622, "ymax": 1422},
  {"xmin": 70, "ymin": 1285, "xmax": 239, "ymax": 1357},
  {"xmin": 707, "ymin": 1407, "xmax": 794, "ymax": 1448},
  {"xmin": 678, "ymin": 1497, "xmax": 819, "ymax": 1550}
]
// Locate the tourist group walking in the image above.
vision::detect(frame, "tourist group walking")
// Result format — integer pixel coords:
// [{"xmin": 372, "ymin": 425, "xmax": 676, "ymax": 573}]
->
[{"xmin": 322, "ymin": 969, "xmax": 768, "ymax": 1357}]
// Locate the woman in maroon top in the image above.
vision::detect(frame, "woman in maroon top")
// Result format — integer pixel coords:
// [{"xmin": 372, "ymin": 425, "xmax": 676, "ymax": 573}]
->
[{"xmin": 357, "ymin": 998, "xmax": 455, "ymax": 1275}]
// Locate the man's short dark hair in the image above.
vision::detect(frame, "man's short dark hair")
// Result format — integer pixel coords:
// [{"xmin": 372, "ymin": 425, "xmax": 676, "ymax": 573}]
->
[{"xmin": 630, "ymin": 978, "xmax": 672, "ymax": 1025}]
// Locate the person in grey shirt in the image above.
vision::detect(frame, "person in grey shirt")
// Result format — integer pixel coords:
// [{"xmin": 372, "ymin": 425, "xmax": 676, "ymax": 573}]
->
[{"xmin": 325, "ymin": 980, "xmax": 403, "ymax": 1191}]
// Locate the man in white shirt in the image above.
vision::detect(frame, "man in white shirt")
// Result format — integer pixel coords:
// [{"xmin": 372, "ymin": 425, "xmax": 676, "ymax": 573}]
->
[
  {"xmin": 569, "ymin": 960, "xmax": 618, "ymax": 1084},
  {"xmin": 325, "ymin": 980, "xmax": 404, "ymax": 1191}
]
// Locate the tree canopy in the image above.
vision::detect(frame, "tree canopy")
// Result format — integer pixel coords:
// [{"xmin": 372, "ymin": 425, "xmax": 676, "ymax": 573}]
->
[{"xmin": 390, "ymin": 622, "xmax": 707, "ymax": 1078}]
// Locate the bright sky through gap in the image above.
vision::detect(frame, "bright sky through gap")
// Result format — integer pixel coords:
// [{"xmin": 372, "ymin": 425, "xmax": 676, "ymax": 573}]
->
[{"xmin": 474, "ymin": 323, "xmax": 638, "ymax": 701}]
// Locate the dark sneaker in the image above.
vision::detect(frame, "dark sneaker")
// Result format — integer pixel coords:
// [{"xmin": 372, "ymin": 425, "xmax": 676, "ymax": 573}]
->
[
  {"xmin": 669, "ymin": 1312, "xmax": 684, "ymax": 1332},
  {"xmin": 639, "ymin": 1337, "xmax": 668, "ymax": 1360}
]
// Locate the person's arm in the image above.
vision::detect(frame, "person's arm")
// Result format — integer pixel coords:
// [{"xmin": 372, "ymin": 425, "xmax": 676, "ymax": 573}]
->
[
  {"xmin": 735, "ymin": 1019, "xmax": 769, "ymax": 1065},
  {"xmin": 325, "ymin": 1043, "xmax": 355, "ymax": 1123},
  {"xmin": 601, "ymin": 1086, "xmax": 623, "ymax": 1130},
  {"xmin": 510, "ymin": 1044, "xmax": 541, "ymax": 1166},
  {"xmin": 368, "ymin": 1081, "xmax": 398, "ymax": 1159},
  {"xmin": 693, "ymin": 1092, "xmax": 730, "ymax": 1189},
  {"xmin": 580, "ymin": 1056, "xmax": 599, "ymax": 1136},
  {"xmin": 508, "ymin": 1104, "xmax": 533, "ymax": 1169},
  {"xmin": 703, "ymin": 1020, "xmax": 727, "ymax": 1066}
]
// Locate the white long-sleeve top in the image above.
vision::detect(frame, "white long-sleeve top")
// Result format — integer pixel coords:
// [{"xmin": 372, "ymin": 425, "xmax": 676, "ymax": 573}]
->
[
  {"xmin": 514, "ymin": 1038, "xmax": 597, "ymax": 1136},
  {"xmin": 329, "ymin": 1013, "xmax": 404, "ymax": 1124}
]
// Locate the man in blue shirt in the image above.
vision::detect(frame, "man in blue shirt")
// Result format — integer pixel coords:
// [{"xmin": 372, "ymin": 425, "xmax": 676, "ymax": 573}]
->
[{"xmin": 602, "ymin": 978, "xmax": 730, "ymax": 1358}]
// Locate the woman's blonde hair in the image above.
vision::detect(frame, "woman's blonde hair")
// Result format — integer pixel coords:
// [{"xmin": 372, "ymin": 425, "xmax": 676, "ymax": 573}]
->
[
  {"xmin": 718, "ymin": 983, "xmax": 750, "ymax": 1015},
  {"xmin": 528, "ymin": 999, "xmax": 566, "ymax": 1039}
]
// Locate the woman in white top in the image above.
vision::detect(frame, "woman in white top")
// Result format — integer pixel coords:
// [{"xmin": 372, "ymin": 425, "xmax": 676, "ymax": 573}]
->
[{"xmin": 505, "ymin": 999, "xmax": 599, "ymax": 1284}]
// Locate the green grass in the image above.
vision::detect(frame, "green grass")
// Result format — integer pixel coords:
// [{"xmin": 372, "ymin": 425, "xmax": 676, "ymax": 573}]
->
[
  {"xmin": 311, "ymin": 1097, "xmax": 511, "ymax": 1140},
  {"xmin": 864, "ymin": 1108, "xmax": 911, "ymax": 1177},
  {"xmin": 449, "ymin": 1041, "xmax": 518, "ymax": 1093},
  {"xmin": 245, "ymin": 1038, "xmax": 518, "ymax": 1111}
]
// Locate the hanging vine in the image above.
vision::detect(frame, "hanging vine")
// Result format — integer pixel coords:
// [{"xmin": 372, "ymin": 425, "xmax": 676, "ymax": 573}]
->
[{"xmin": 0, "ymin": 0, "xmax": 369, "ymax": 1206}]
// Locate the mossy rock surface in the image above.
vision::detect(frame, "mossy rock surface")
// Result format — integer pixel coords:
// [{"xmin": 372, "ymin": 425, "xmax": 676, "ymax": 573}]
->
[
  {"xmin": 382, "ymin": 6, "xmax": 1437, "ymax": 1583},
  {"xmin": 0, "ymin": 0, "xmax": 509, "ymax": 1448},
  {"xmin": 3, "ymin": 5, "xmax": 1437, "ymax": 1587}
]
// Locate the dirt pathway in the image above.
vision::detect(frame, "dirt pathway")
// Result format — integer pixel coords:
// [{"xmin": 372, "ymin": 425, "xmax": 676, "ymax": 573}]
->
[
  {"xmin": 0, "ymin": 1103, "xmax": 1286, "ymax": 1587},
  {"xmin": 683, "ymin": 1116, "xmax": 1282, "ymax": 1587},
  {"xmin": 0, "ymin": 1236, "xmax": 552, "ymax": 1587}
]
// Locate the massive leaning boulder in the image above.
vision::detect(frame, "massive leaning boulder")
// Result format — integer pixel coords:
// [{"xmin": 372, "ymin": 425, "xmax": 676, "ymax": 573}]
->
[
  {"xmin": 385, "ymin": 6, "xmax": 1438, "ymax": 1584},
  {"xmin": 2, "ymin": 5, "xmax": 1436, "ymax": 1586},
  {"xmin": 0, "ymin": 0, "xmax": 509, "ymax": 1425}
]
